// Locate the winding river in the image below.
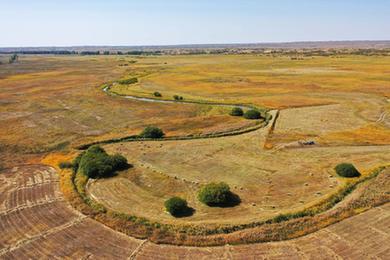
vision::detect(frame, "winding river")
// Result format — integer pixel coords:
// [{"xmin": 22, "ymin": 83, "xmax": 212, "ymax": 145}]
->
[{"xmin": 103, "ymin": 85, "xmax": 252, "ymax": 110}]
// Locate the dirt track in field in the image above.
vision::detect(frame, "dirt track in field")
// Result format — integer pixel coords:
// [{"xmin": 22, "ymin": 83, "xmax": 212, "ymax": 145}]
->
[{"xmin": 1, "ymin": 165, "xmax": 389, "ymax": 259}]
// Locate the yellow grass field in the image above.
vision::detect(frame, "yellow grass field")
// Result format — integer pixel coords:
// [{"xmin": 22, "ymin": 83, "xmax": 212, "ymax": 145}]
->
[
  {"xmin": 110, "ymin": 54, "xmax": 390, "ymax": 108},
  {"xmin": 90, "ymin": 130, "xmax": 390, "ymax": 226},
  {"xmin": 1, "ymin": 53, "xmax": 389, "ymax": 248},
  {"xmin": 89, "ymin": 54, "xmax": 390, "ymax": 229}
]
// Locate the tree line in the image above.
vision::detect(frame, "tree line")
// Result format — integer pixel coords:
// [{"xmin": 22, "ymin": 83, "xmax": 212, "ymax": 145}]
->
[{"xmin": 0, "ymin": 50, "xmax": 162, "ymax": 56}]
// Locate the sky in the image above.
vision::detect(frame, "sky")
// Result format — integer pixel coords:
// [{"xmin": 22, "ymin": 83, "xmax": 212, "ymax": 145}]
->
[{"xmin": 0, "ymin": 0, "xmax": 389, "ymax": 47}]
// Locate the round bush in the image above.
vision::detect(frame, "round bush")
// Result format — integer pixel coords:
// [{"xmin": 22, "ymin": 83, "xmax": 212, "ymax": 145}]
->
[
  {"xmin": 140, "ymin": 126, "xmax": 165, "ymax": 139},
  {"xmin": 154, "ymin": 91, "xmax": 162, "ymax": 97},
  {"xmin": 198, "ymin": 182, "xmax": 231, "ymax": 206},
  {"xmin": 164, "ymin": 197, "xmax": 188, "ymax": 217},
  {"xmin": 335, "ymin": 163, "xmax": 361, "ymax": 178},
  {"xmin": 230, "ymin": 107, "xmax": 244, "ymax": 116},
  {"xmin": 243, "ymin": 109, "xmax": 262, "ymax": 120}
]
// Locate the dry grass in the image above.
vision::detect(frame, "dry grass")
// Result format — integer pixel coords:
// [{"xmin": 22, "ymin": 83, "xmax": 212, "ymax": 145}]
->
[
  {"xmin": 2, "ymin": 53, "xmax": 390, "ymax": 248},
  {"xmin": 1, "ymin": 165, "xmax": 388, "ymax": 257},
  {"xmin": 109, "ymin": 54, "xmax": 390, "ymax": 108},
  {"xmin": 86, "ymin": 126, "xmax": 390, "ymax": 228},
  {"xmin": 61, "ymin": 156, "xmax": 390, "ymax": 246},
  {"xmin": 0, "ymin": 55, "xmax": 253, "ymax": 167},
  {"xmin": 320, "ymin": 123, "xmax": 390, "ymax": 145}
]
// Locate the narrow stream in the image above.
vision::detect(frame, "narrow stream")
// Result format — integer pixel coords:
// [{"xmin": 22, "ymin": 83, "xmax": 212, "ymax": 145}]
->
[{"xmin": 103, "ymin": 86, "xmax": 251, "ymax": 110}]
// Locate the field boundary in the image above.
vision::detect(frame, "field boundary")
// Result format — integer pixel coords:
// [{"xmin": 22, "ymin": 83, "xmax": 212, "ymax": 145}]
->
[{"xmin": 76, "ymin": 122, "xmax": 267, "ymax": 150}]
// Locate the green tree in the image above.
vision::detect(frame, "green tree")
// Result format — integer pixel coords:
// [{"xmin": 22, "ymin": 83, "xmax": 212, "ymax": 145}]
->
[
  {"xmin": 243, "ymin": 109, "xmax": 262, "ymax": 119},
  {"xmin": 140, "ymin": 126, "xmax": 165, "ymax": 139},
  {"xmin": 173, "ymin": 95, "xmax": 183, "ymax": 101},
  {"xmin": 110, "ymin": 154, "xmax": 129, "ymax": 171},
  {"xmin": 78, "ymin": 146, "xmax": 113, "ymax": 178},
  {"xmin": 164, "ymin": 197, "xmax": 189, "ymax": 217},
  {"xmin": 118, "ymin": 78, "xmax": 138, "ymax": 85},
  {"xmin": 335, "ymin": 163, "xmax": 361, "ymax": 178},
  {"xmin": 198, "ymin": 182, "xmax": 231, "ymax": 206},
  {"xmin": 76, "ymin": 145, "xmax": 129, "ymax": 178},
  {"xmin": 230, "ymin": 107, "xmax": 244, "ymax": 116}
]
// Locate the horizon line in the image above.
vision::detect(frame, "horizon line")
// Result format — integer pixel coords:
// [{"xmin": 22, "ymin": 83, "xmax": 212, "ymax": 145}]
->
[{"xmin": 1, "ymin": 40, "xmax": 390, "ymax": 49}]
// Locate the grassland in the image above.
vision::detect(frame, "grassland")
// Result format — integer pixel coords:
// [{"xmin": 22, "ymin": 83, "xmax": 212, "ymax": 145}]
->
[
  {"xmin": 0, "ymin": 53, "xmax": 389, "ymax": 253},
  {"xmin": 109, "ymin": 54, "xmax": 390, "ymax": 147},
  {"xmin": 0, "ymin": 55, "xmax": 253, "ymax": 168},
  {"xmin": 81, "ymin": 53, "xmax": 390, "ymax": 229},
  {"xmin": 88, "ymin": 128, "xmax": 390, "ymax": 227},
  {"xmin": 109, "ymin": 54, "xmax": 390, "ymax": 108}
]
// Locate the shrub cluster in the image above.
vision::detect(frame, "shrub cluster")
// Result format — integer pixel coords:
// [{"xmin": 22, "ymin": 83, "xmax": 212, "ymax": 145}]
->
[
  {"xmin": 154, "ymin": 91, "xmax": 162, "ymax": 97},
  {"xmin": 164, "ymin": 197, "xmax": 188, "ymax": 217},
  {"xmin": 230, "ymin": 107, "xmax": 244, "ymax": 116},
  {"xmin": 140, "ymin": 126, "xmax": 165, "ymax": 139},
  {"xmin": 243, "ymin": 109, "xmax": 262, "ymax": 120},
  {"xmin": 198, "ymin": 182, "xmax": 231, "ymax": 206},
  {"xmin": 173, "ymin": 95, "xmax": 184, "ymax": 101},
  {"xmin": 335, "ymin": 163, "xmax": 361, "ymax": 178},
  {"xmin": 9, "ymin": 54, "xmax": 18, "ymax": 64},
  {"xmin": 75, "ymin": 146, "xmax": 129, "ymax": 179},
  {"xmin": 117, "ymin": 77, "xmax": 138, "ymax": 85}
]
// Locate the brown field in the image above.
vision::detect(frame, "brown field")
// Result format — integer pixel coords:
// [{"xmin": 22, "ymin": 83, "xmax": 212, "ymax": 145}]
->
[
  {"xmin": 0, "ymin": 165, "xmax": 142, "ymax": 259},
  {"xmin": 1, "ymin": 53, "xmax": 389, "ymax": 258}
]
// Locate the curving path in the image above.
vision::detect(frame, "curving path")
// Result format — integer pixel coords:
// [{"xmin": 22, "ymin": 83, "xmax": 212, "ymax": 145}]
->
[{"xmin": 1, "ymin": 165, "xmax": 389, "ymax": 259}]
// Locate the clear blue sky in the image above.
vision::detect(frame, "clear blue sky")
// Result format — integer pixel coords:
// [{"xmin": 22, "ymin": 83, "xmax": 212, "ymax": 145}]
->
[{"xmin": 0, "ymin": 0, "xmax": 389, "ymax": 47}]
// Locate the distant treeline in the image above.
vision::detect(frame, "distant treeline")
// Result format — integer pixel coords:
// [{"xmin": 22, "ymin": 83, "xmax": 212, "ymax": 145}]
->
[
  {"xmin": 0, "ymin": 50, "xmax": 163, "ymax": 55},
  {"xmin": 0, "ymin": 51, "xmax": 77, "ymax": 55},
  {"xmin": 0, "ymin": 48, "xmax": 388, "ymax": 56},
  {"xmin": 116, "ymin": 50, "xmax": 162, "ymax": 55}
]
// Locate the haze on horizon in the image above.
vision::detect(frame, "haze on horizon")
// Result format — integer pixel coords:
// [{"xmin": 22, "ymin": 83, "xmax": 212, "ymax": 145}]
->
[{"xmin": 0, "ymin": 0, "xmax": 389, "ymax": 47}]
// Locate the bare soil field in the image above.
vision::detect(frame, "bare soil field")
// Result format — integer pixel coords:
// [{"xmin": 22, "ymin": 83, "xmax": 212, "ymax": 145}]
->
[{"xmin": 0, "ymin": 165, "xmax": 143, "ymax": 259}]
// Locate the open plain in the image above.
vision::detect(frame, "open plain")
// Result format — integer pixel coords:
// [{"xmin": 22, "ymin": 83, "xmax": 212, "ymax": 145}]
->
[{"xmin": 0, "ymin": 52, "xmax": 389, "ymax": 258}]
